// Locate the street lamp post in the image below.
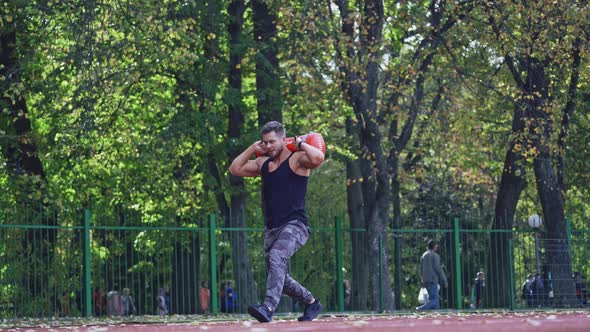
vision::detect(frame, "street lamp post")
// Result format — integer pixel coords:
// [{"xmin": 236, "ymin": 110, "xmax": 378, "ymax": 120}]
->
[{"xmin": 528, "ymin": 214, "xmax": 542, "ymax": 273}]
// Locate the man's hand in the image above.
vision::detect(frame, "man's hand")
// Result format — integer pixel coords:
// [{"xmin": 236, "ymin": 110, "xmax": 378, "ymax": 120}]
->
[
  {"xmin": 296, "ymin": 132, "xmax": 326, "ymax": 154},
  {"xmin": 295, "ymin": 135, "xmax": 325, "ymax": 169},
  {"xmin": 253, "ymin": 140, "xmax": 266, "ymax": 157},
  {"xmin": 229, "ymin": 141, "xmax": 265, "ymax": 177}
]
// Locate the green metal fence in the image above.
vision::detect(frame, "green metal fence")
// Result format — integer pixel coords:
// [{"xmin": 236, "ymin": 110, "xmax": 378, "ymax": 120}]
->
[{"xmin": 0, "ymin": 207, "xmax": 588, "ymax": 318}]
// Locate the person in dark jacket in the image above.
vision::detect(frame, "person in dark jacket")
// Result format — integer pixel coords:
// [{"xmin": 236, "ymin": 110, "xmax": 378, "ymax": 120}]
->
[
  {"xmin": 470, "ymin": 271, "xmax": 485, "ymax": 309},
  {"xmin": 532, "ymin": 273, "xmax": 544, "ymax": 306},
  {"xmin": 224, "ymin": 281, "xmax": 237, "ymax": 313},
  {"xmin": 574, "ymin": 272, "xmax": 587, "ymax": 306},
  {"xmin": 416, "ymin": 240, "xmax": 448, "ymax": 310},
  {"xmin": 521, "ymin": 274, "xmax": 534, "ymax": 307}
]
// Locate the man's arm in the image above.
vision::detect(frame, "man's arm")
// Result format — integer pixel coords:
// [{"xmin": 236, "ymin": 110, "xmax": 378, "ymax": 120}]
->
[
  {"xmin": 434, "ymin": 254, "xmax": 448, "ymax": 287},
  {"xmin": 419, "ymin": 254, "xmax": 424, "ymax": 284},
  {"xmin": 296, "ymin": 141, "xmax": 325, "ymax": 169},
  {"xmin": 229, "ymin": 141, "xmax": 264, "ymax": 177}
]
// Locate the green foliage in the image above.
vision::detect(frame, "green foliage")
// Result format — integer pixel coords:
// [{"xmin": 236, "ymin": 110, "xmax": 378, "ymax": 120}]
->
[
  {"xmin": 0, "ymin": 0, "xmax": 589, "ymax": 316},
  {"xmin": 4, "ymin": 0, "xmax": 584, "ymax": 228},
  {"xmin": 565, "ymin": 84, "xmax": 590, "ymax": 227}
]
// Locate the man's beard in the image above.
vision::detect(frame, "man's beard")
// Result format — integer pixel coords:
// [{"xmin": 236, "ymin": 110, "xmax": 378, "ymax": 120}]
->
[{"xmin": 269, "ymin": 146, "xmax": 284, "ymax": 160}]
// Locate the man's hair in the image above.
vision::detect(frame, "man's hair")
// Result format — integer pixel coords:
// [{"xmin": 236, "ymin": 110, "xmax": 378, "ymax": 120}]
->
[
  {"xmin": 427, "ymin": 240, "xmax": 437, "ymax": 250},
  {"xmin": 261, "ymin": 121, "xmax": 286, "ymax": 138}
]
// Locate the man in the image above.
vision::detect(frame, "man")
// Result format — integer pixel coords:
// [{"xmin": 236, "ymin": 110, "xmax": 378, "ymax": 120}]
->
[
  {"xmin": 574, "ymin": 272, "xmax": 588, "ymax": 306},
  {"xmin": 156, "ymin": 287, "xmax": 171, "ymax": 316},
  {"xmin": 532, "ymin": 272, "xmax": 545, "ymax": 306},
  {"xmin": 416, "ymin": 240, "xmax": 448, "ymax": 310},
  {"xmin": 229, "ymin": 121, "xmax": 325, "ymax": 322},
  {"xmin": 225, "ymin": 281, "xmax": 237, "ymax": 313},
  {"xmin": 470, "ymin": 271, "xmax": 485, "ymax": 309},
  {"xmin": 199, "ymin": 281, "xmax": 210, "ymax": 314},
  {"xmin": 521, "ymin": 273, "xmax": 534, "ymax": 307},
  {"xmin": 121, "ymin": 287, "xmax": 136, "ymax": 316}
]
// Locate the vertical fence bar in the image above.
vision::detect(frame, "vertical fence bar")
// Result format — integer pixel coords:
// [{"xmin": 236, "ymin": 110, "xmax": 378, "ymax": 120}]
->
[
  {"xmin": 508, "ymin": 239, "xmax": 515, "ymax": 309},
  {"xmin": 32, "ymin": 212, "xmax": 37, "ymax": 316},
  {"xmin": 453, "ymin": 218, "xmax": 463, "ymax": 309},
  {"xmin": 335, "ymin": 216, "xmax": 344, "ymax": 312},
  {"xmin": 566, "ymin": 218, "xmax": 572, "ymax": 260},
  {"xmin": 83, "ymin": 209, "xmax": 92, "ymax": 317},
  {"xmin": 209, "ymin": 214, "xmax": 218, "ymax": 314},
  {"xmin": 379, "ymin": 234, "xmax": 383, "ymax": 313}
]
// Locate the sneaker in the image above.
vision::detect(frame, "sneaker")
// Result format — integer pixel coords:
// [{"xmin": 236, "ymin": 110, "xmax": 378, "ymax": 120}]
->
[
  {"xmin": 298, "ymin": 299, "xmax": 324, "ymax": 321},
  {"xmin": 248, "ymin": 304, "xmax": 272, "ymax": 323}
]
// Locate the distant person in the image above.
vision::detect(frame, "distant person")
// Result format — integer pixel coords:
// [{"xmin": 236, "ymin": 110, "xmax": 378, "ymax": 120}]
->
[
  {"xmin": 107, "ymin": 289, "xmax": 124, "ymax": 316},
  {"xmin": 521, "ymin": 274, "xmax": 534, "ymax": 307},
  {"xmin": 74, "ymin": 290, "xmax": 82, "ymax": 315},
  {"xmin": 164, "ymin": 286, "xmax": 171, "ymax": 314},
  {"xmin": 220, "ymin": 283, "xmax": 227, "ymax": 313},
  {"xmin": 199, "ymin": 281, "xmax": 211, "ymax": 314},
  {"xmin": 343, "ymin": 279, "xmax": 351, "ymax": 310},
  {"xmin": 60, "ymin": 291, "xmax": 70, "ymax": 317},
  {"xmin": 532, "ymin": 272, "xmax": 544, "ymax": 306},
  {"xmin": 470, "ymin": 271, "xmax": 485, "ymax": 309},
  {"xmin": 574, "ymin": 272, "xmax": 587, "ymax": 306},
  {"xmin": 416, "ymin": 240, "xmax": 448, "ymax": 310},
  {"xmin": 156, "ymin": 287, "xmax": 169, "ymax": 316},
  {"xmin": 93, "ymin": 287, "xmax": 106, "ymax": 316},
  {"xmin": 224, "ymin": 281, "xmax": 237, "ymax": 313},
  {"xmin": 121, "ymin": 288, "xmax": 136, "ymax": 316},
  {"xmin": 545, "ymin": 271, "xmax": 554, "ymax": 306}
]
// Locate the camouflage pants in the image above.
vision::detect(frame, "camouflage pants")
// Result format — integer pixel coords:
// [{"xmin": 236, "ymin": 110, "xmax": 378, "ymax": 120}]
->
[{"xmin": 263, "ymin": 220, "xmax": 314, "ymax": 311}]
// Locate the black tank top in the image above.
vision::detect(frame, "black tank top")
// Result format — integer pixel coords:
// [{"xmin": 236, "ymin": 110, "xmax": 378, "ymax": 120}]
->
[{"xmin": 261, "ymin": 153, "xmax": 308, "ymax": 229}]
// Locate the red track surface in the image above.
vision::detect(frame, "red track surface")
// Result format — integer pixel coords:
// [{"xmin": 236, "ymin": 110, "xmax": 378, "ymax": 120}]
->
[{"xmin": 4, "ymin": 312, "xmax": 590, "ymax": 332}]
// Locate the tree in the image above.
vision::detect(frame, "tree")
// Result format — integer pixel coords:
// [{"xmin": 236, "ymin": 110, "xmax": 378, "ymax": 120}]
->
[
  {"xmin": 468, "ymin": 0, "xmax": 589, "ymax": 306},
  {"xmin": 1, "ymin": 0, "xmax": 58, "ymax": 305},
  {"xmin": 253, "ymin": 0, "xmax": 282, "ymax": 125},
  {"xmin": 226, "ymin": 0, "xmax": 258, "ymax": 309},
  {"xmin": 326, "ymin": 0, "xmax": 472, "ymax": 310}
]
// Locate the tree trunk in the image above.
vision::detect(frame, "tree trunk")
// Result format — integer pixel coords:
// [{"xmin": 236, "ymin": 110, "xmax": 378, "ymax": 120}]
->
[
  {"xmin": 391, "ymin": 154, "xmax": 402, "ymax": 310},
  {"xmin": 487, "ymin": 103, "xmax": 528, "ymax": 307},
  {"xmin": 524, "ymin": 59, "xmax": 575, "ymax": 307},
  {"xmin": 547, "ymin": 36, "xmax": 582, "ymax": 308},
  {"xmin": 1, "ymin": 24, "xmax": 57, "ymax": 306},
  {"xmin": 0, "ymin": 31, "xmax": 46, "ymax": 181},
  {"xmin": 530, "ymin": 73, "xmax": 576, "ymax": 305},
  {"xmin": 345, "ymin": 118, "xmax": 369, "ymax": 310},
  {"xmin": 360, "ymin": 51, "xmax": 394, "ymax": 310},
  {"xmin": 484, "ymin": 3, "xmax": 581, "ymax": 307},
  {"xmin": 534, "ymin": 155, "xmax": 576, "ymax": 307},
  {"xmin": 227, "ymin": 0, "xmax": 256, "ymax": 310},
  {"xmin": 362, "ymin": 123, "xmax": 394, "ymax": 312},
  {"xmin": 252, "ymin": 0, "xmax": 282, "ymax": 125},
  {"xmin": 336, "ymin": 0, "xmax": 393, "ymax": 311},
  {"xmin": 489, "ymin": 57, "xmax": 544, "ymax": 308}
]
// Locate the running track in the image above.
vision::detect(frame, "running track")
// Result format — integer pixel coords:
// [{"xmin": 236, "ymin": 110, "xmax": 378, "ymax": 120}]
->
[{"xmin": 3, "ymin": 311, "xmax": 590, "ymax": 332}]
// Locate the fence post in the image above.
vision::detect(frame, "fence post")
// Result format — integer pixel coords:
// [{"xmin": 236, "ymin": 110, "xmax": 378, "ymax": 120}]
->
[
  {"xmin": 209, "ymin": 214, "xmax": 218, "ymax": 314},
  {"xmin": 335, "ymin": 216, "xmax": 344, "ymax": 312},
  {"xmin": 508, "ymin": 239, "xmax": 515, "ymax": 309},
  {"xmin": 379, "ymin": 234, "xmax": 384, "ymax": 313},
  {"xmin": 83, "ymin": 209, "xmax": 92, "ymax": 317},
  {"xmin": 453, "ymin": 218, "xmax": 463, "ymax": 310}
]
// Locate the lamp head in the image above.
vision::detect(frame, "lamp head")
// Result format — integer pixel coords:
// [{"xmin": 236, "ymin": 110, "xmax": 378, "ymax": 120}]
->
[{"xmin": 528, "ymin": 214, "xmax": 542, "ymax": 228}]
